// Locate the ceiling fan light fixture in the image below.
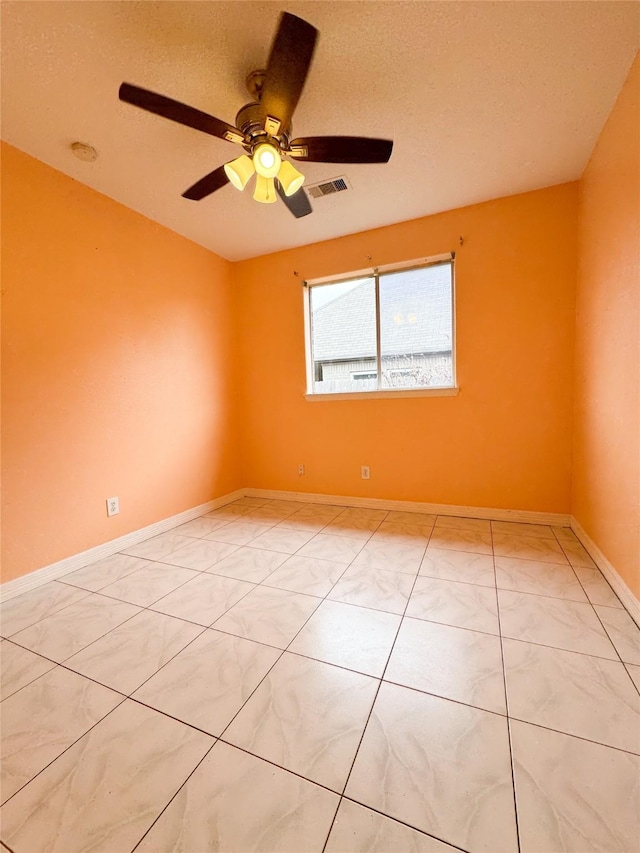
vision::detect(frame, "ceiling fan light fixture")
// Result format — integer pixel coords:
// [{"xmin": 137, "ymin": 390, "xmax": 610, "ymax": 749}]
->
[
  {"xmin": 118, "ymin": 13, "xmax": 392, "ymax": 220},
  {"xmin": 223, "ymin": 154, "xmax": 255, "ymax": 191},
  {"xmin": 278, "ymin": 160, "xmax": 305, "ymax": 196},
  {"xmin": 253, "ymin": 174, "xmax": 277, "ymax": 204},
  {"xmin": 253, "ymin": 142, "xmax": 281, "ymax": 178}
]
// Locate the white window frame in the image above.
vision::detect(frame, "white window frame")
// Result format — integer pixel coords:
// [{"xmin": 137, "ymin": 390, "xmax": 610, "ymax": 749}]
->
[{"xmin": 303, "ymin": 253, "xmax": 459, "ymax": 401}]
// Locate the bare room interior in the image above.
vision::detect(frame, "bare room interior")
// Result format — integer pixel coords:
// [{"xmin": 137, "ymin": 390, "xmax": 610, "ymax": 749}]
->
[{"xmin": 1, "ymin": 2, "xmax": 639, "ymax": 851}]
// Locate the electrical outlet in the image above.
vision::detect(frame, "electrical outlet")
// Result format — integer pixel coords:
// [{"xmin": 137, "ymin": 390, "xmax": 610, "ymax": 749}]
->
[
  {"xmin": 298, "ymin": 464, "xmax": 305, "ymax": 476},
  {"xmin": 106, "ymin": 497, "xmax": 120, "ymax": 517},
  {"xmin": 361, "ymin": 466, "xmax": 371, "ymax": 480}
]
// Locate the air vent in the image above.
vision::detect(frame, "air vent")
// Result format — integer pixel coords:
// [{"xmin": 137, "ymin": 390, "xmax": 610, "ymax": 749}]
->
[{"xmin": 306, "ymin": 176, "xmax": 351, "ymax": 199}]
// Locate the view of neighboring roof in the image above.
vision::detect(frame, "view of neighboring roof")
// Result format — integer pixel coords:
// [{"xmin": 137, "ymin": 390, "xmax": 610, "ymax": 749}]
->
[{"xmin": 311, "ymin": 263, "xmax": 453, "ymax": 362}]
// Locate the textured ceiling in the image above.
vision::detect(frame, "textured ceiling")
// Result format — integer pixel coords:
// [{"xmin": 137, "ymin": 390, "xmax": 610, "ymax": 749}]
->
[{"xmin": 1, "ymin": 1, "xmax": 639, "ymax": 261}]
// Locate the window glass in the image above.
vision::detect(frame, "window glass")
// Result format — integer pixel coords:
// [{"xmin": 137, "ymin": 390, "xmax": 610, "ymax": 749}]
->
[
  {"xmin": 310, "ymin": 277, "xmax": 377, "ymax": 394},
  {"xmin": 379, "ymin": 264, "xmax": 453, "ymax": 389}
]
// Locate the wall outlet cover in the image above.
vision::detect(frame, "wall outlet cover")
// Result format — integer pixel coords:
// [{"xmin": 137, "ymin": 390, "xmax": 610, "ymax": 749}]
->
[{"xmin": 106, "ymin": 497, "xmax": 120, "ymax": 517}]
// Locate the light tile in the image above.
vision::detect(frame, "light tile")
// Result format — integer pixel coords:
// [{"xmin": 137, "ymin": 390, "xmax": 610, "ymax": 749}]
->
[
  {"xmin": 427, "ymin": 527, "xmax": 493, "ymax": 555},
  {"xmin": 338, "ymin": 507, "xmax": 388, "ymax": 522},
  {"xmin": 492, "ymin": 533, "xmax": 568, "ymax": 564},
  {"xmin": 1, "ymin": 667, "xmax": 121, "ymax": 803},
  {"xmin": 230, "ymin": 497, "xmax": 270, "ymax": 508},
  {"xmin": 373, "ymin": 520, "xmax": 433, "ymax": 542},
  {"xmin": 329, "ymin": 565, "xmax": 414, "ymax": 615},
  {"xmin": 297, "ymin": 533, "xmax": 365, "ymax": 563},
  {"xmin": 326, "ymin": 799, "xmax": 458, "ymax": 853},
  {"xmin": 205, "ymin": 519, "xmax": 274, "ymax": 545},
  {"xmin": 0, "ymin": 641, "xmax": 56, "ymax": 700},
  {"xmin": 134, "ymin": 629, "xmax": 280, "ymax": 735},
  {"xmin": 552, "ymin": 526, "xmax": 579, "ymax": 543},
  {"xmin": 9, "ymin": 507, "xmax": 638, "ymax": 853},
  {"xmin": 595, "ymin": 605, "xmax": 640, "ymax": 665},
  {"xmin": 213, "ymin": 586, "xmax": 320, "ymax": 649},
  {"xmin": 420, "ymin": 547, "xmax": 496, "ymax": 587},
  {"xmin": 170, "ymin": 516, "xmax": 232, "ymax": 538},
  {"xmin": 503, "ymin": 639, "xmax": 640, "ymax": 753},
  {"xmin": 65, "ymin": 610, "xmax": 202, "ymax": 694},
  {"xmin": 99, "ymin": 561, "xmax": 198, "ymax": 606},
  {"xmin": 491, "ymin": 520, "xmax": 555, "ymax": 539},
  {"xmin": 122, "ymin": 532, "xmax": 195, "ymax": 561},
  {"xmin": 249, "ymin": 527, "xmax": 316, "ymax": 554},
  {"xmin": 0, "ymin": 582, "xmax": 89, "ymax": 637},
  {"xmin": 559, "ymin": 539, "xmax": 597, "ymax": 568},
  {"xmin": 0, "ymin": 700, "xmax": 212, "ymax": 853},
  {"xmin": 321, "ymin": 516, "xmax": 382, "ymax": 539},
  {"xmin": 158, "ymin": 537, "xmax": 238, "ymax": 570},
  {"xmin": 512, "ymin": 719, "xmax": 640, "ymax": 853},
  {"xmin": 150, "ymin": 573, "xmax": 254, "ymax": 625},
  {"xmin": 494, "ymin": 556, "xmax": 588, "ymax": 602},
  {"xmin": 225, "ymin": 652, "xmax": 378, "ymax": 791},
  {"xmin": 264, "ymin": 555, "xmax": 345, "ymax": 597},
  {"xmin": 350, "ymin": 538, "xmax": 425, "ymax": 574},
  {"xmin": 434, "ymin": 515, "xmax": 491, "ymax": 532},
  {"xmin": 385, "ymin": 617, "xmax": 506, "ymax": 714},
  {"xmin": 276, "ymin": 516, "xmax": 327, "ymax": 534},
  {"xmin": 346, "ymin": 682, "xmax": 518, "ymax": 852},
  {"xmin": 289, "ymin": 600, "xmax": 400, "ymax": 677},
  {"xmin": 136, "ymin": 741, "xmax": 338, "ymax": 853},
  {"xmin": 267, "ymin": 500, "xmax": 307, "ymax": 513},
  {"xmin": 573, "ymin": 566, "xmax": 622, "ymax": 607},
  {"xmin": 59, "ymin": 554, "xmax": 149, "ymax": 592},
  {"xmin": 498, "ymin": 590, "xmax": 618, "ymax": 659},
  {"xmin": 626, "ymin": 664, "xmax": 640, "ymax": 692},
  {"xmin": 204, "ymin": 505, "xmax": 251, "ymax": 521},
  {"xmin": 290, "ymin": 504, "xmax": 345, "ymax": 521},
  {"xmin": 407, "ymin": 576, "xmax": 499, "ymax": 634},
  {"xmin": 243, "ymin": 506, "xmax": 294, "ymax": 523},
  {"xmin": 207, "ymin": 546, "xmax": 288, "ymax": 582},
  {"xmin": 10, "ymin": 594, "xmax": 140, "ymax": 662},
  {"xmin": 386, "ymin": 510, "xmax": 436, "ymax": 526}
]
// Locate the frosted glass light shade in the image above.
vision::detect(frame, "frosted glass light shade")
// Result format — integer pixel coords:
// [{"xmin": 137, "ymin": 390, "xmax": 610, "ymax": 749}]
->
[
  {"xmin": 253, "ymin": 142, "xmax": 281, "ymax": 178},
  {"xmin": 253, "ymin": 175, "xmax": 277, "ymax": 204},
  {"xmin": 277, "ymin": 160, "xmax": 305, "ymax": 196},
  {"xmin": 223, "ymin": 155, "xmax": 255, "ymax": 191}
]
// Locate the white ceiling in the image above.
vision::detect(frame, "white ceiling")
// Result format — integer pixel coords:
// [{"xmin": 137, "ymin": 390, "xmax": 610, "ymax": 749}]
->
[{"xmin": 2, "ymin": 1, "xmax": 638, "ymax": 261}]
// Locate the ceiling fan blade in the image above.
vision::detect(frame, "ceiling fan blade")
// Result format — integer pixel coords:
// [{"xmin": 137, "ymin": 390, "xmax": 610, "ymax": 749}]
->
[
  {"xmin": 260, "ymin": 13, "xmax": 318, "ymax": 130},
  {"xmin": 119, "ymin": 83, "xmax": 244, "ymax": 144},
  {"xmin": 276, "ymin": 179, "xmax": 312, "ymax": 218},
  {"xmin": 182, "ymin": 165, "xmax": 230, "ymax": 201},
  {"xmin": 289, "ymin": 136, "xmax": 393, "ymax": 163}
]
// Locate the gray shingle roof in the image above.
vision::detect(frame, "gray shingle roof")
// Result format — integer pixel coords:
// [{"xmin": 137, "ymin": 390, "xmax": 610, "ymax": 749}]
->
[{"xmin": 311, "ymin": 264, "xmax": 453, "ymax": 361}]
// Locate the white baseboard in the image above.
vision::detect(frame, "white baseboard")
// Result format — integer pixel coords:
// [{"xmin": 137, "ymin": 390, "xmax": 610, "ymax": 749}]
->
[
  {"xmin": 570, "ymin": 517, "xmax": 640, "ymax": 628},
  {"xmin": 17, "ymin": 488, "xmax": 637, "ymax": 629},
  {"xmin": 245, "ymin": 487, "xmax": 571, "ymax": 527},
  {"xmin": 0, "ymin": 489, "xmax": 245, "ymax": 603}
]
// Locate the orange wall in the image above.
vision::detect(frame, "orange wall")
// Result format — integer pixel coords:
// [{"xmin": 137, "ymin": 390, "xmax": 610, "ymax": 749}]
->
[
  {"xmin": 572, "ymin": 54, "xmax": 640, "ymax": 598},
  {"xmin": 234, "ymin": 183, "xmax": 578, "ymax": 513},
  {"xmin": 1, "ymin": 143, "xmax": 241, "ymax": 582}
]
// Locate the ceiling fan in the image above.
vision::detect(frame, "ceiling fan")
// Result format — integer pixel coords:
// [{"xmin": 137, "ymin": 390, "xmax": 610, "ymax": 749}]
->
[{"xmin": 119, "ymin": 11, "xmax": 393, "ymax": 218}]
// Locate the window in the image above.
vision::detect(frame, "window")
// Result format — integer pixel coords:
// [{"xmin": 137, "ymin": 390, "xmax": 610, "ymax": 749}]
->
[{"xmin": 305, "ymin": 257, "xmax": 455, "ymax": 397}]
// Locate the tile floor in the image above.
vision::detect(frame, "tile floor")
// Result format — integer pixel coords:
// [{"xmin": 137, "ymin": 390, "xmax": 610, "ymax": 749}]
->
[{"xmin": 1, "ymin": 498, "xmax": 639, "ymax": 852}]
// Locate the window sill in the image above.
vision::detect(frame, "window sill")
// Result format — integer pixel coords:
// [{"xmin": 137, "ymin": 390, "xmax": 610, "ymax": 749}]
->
[{"xmin": 304, "ymin": 386, "xmax": 460, "ymax": 401}]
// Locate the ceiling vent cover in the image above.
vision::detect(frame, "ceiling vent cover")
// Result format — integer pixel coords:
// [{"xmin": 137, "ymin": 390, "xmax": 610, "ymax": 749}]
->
[{"xmin": 306, "ymin": 176, "xmax": 350, "ymax": 199}]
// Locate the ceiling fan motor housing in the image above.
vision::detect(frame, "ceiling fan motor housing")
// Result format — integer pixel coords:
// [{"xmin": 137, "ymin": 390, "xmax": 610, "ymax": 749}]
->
[{"xmin": 236, "ymin": 99, "xmax": 291, "ymax": 152}]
